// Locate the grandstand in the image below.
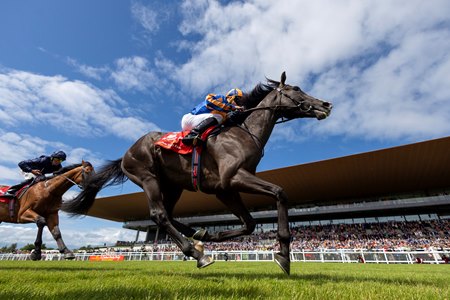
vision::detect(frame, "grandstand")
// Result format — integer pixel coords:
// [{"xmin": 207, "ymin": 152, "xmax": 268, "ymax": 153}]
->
[{"xmin": 84, "ymin": 136, "xmax": 450, "ymax": 248}]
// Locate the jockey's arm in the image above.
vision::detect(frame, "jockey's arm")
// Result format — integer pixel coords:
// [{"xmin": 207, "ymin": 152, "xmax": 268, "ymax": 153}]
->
[
  {"xmin": 18, "ymin": 157, "xmax": 42, "ymax": 173},
  {"xmin": 206, "ymin": 94, "xmax": 241, "ymax": 113}
]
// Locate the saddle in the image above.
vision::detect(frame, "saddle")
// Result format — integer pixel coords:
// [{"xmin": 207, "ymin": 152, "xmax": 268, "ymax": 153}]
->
[
  {"xmin": 155, "ymin": 126, "xmax": 220, "ymax": 191},
  {"xmin": 155, "ymin": 126, "xmax": 220, "ymax": 154},
  {"xmin": 0, "ymin": 185, "xmax": 28, "ymax": 202},
  {"xmin": 0, "ymin": 185, "xmax": 29, "ymax": 220}
]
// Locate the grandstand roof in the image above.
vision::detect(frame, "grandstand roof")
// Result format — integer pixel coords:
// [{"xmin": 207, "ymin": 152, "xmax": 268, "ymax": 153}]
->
[{"xmin": 87, "ymin": 136, "xmax": 450, "ymax": 222}]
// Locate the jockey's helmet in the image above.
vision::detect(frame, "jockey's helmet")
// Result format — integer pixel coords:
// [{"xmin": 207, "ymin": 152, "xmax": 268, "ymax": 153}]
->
[
  {"xmin": 226, "ymin": 88, "xmax": 243, "ymax": 104},
  {"xmin": 51, "ymin": 150, "xmax": 67, "ymax": 161}
]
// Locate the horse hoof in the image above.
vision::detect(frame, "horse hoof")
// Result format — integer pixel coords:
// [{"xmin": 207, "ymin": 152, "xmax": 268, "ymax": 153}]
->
[
  {"xmin": 274, "ymin": 253, "xmax": 290, "ymax": 275},
  {"xmin": 30, "ymin": 250, "xmax": 41, "ymax": 261},
  {"xmin": 193, "ymin": 228, "xmax": 207, "ymax": 241},
  {"xmin": 64, "ymin": 252, "xmax": 75, "ymax": 260},
  {"xmin": 197, "ymin": 255, "xmax": 215, "ymax": 269}
]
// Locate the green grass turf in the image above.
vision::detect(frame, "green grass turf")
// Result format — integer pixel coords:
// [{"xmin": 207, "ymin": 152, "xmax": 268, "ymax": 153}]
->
[{"xmin": 0, "ymin": 261, "xmax": 448, "ymax": 299}]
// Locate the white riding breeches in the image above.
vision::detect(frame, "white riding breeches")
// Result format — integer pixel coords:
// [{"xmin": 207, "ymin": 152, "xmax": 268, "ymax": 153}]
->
[{"xmin": 181, "ymin": 113, "xmax": 223, "ymax": 131}]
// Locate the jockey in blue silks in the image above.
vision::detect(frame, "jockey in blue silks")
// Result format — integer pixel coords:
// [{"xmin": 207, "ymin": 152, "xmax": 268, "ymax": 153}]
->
[
  {"xmin": 2, "ymin": 151, "xmax": 67, "ymax": 198},
  {"xmin": 181, "ymin": 88, "xmax": 244, "ymax": 145}
]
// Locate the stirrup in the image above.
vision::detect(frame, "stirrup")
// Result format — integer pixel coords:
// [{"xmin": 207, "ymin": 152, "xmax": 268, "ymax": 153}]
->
[
  {"xmin": 182, "ymin": 134, "xmax": 203, "ymax": 146},
  {"xmin": 182, "ymin": 136, "xmax": 195, "ymax": 145}
]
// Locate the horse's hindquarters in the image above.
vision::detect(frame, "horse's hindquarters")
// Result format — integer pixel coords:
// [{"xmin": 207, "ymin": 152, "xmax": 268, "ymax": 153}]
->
[{"xmin": 0, "ymin": 201, "xmax": 18, "ymax": 223}]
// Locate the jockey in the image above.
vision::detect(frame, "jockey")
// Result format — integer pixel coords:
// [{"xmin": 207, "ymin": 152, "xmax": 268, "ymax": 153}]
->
[
  {"xmin": 181, "ymin": 88, "xmax": 244, "ymax": 146},
  {"xmin": 2, "ymin": 150, "xmax": 67, "ymax": 198}
]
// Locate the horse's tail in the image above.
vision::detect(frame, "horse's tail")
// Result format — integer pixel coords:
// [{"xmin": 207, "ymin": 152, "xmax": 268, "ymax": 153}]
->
[{"xmin": 62, "ymin": 158, "xmax": 127, "ymax": 216}]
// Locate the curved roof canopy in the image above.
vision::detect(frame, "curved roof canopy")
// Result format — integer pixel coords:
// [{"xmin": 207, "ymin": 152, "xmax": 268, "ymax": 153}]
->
[{"xmin": 86, "ymin": 136, "xmax": 450, "ymax": 222}]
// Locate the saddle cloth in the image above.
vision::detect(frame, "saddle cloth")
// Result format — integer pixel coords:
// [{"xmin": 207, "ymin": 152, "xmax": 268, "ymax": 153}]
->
[
  {"xmin": 155, "ymin": 126, "xmax": 218, "ymax": 154},
  {"xmin": 155, "ymin": 131, "xmax": 192, "ymax": 154},
  {"xmin": 0, "ymin": 186, "xmax": 11, "ymax": 203},
  {"xmin": 0, "ymin": 185, "xmax": 29, "ymax": 203}
]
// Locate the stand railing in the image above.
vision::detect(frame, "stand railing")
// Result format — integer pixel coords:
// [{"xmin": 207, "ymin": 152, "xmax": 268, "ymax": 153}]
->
[{"xmin": 1, "ymin": 249, "xmax": 449, "ymax": 264}]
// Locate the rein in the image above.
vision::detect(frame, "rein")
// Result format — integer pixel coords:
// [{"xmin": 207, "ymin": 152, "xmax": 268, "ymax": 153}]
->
[
  {"xmin": 61, "ymin": 175, "xmax": 83, "ymax": 189},
  {"xmin": 58, "ymin": 166, "xmax": 87, "ymax": 190},
  {"xmin": 235, "ymin": 87, "xmax": 301, "ymax": 156},
  {"xmin": 241, "ymin": 87, "xmax": 312, "ymax": 124}
]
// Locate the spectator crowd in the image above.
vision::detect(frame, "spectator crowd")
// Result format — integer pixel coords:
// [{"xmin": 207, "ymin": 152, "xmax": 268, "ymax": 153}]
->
[
  {"xmin": 116, "ymin": 219, "xmax": 449, "ymax": 252},
  {"xmin": 200, "ymin": 219, "xmax": 450, "ymax": 252}
]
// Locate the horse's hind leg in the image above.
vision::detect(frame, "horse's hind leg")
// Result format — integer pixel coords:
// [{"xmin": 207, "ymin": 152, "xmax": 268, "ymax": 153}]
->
[
  {"xmin": 195, "ymin": 191, "xmax": 256, "ymax": 242},
  {"xmin": 137, "ymin": 176, "xmax": 214, "ymax": 268},
  {"xmin": 162, "ymin": 187, "xmax": 196, "ymax": 238},
  {"xmin": 46, "ymin": 214, "xmax": 74, "ymax": 260},
  {"xmin": 161, "ymin": 188, "xmax": 207, "ymax": 254}
]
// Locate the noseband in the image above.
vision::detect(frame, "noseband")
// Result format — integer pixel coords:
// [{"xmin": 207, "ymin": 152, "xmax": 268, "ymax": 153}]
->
[
  {"xmin": 237, "ymin": 86, "xmax": 314, "ymax": 157},
  {"xmin": 276, "ymin": 87, "xmax": 312, "ymax": 113},
  {"xmin": 61, "ymin": 165, "xmax": 89, "ymax": 190},
  {"xmin": 242, "ymin": 86, "xmax": 313, "ymax": 122}
]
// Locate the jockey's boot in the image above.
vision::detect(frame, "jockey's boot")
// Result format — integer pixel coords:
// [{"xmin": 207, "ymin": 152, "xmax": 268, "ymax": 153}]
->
[
  {"xmin": 2, "ymin": 184, "xmax": 22, "ymax": 198},
  {"xmin": 1, "ymin": 179, "xmax": 31, "ymax": 198},
  {"xmin": 182, "ymin": 117, "xmax": 219, "ymax": 146}
]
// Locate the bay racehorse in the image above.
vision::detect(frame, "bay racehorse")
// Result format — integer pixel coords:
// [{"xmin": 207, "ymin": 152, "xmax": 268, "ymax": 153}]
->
[
  {"xmin": 62, "ymin": 72, "xmax": 332, "ymax": 274},
  {"xmin": 0, "ymin": 161, "xmax": 94, "ymax": 260}
]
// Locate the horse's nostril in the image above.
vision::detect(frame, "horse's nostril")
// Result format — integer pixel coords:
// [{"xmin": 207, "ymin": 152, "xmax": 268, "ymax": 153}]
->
[{"xmin": 324, "ymin": 102, "xmax": 332, "ymax": 110}]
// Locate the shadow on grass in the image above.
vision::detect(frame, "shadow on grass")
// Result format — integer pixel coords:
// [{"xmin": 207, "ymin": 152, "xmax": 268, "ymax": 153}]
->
[
  {"xmin": 183, "ymin": 270, "xmax": 445, "ymax": 288},
  {"xmin": 1, "ymin": 283, "xmax": 265, "ymax": 300},
  {"xmin": 0, "ymin": 266, "xmax": 119, "ymax": 272},
  {"xmin": 0, "ymin": 261, "xmax": 446, "ymax": 291}
]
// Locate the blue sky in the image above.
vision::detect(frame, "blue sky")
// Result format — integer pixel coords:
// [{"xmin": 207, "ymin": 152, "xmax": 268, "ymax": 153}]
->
[{"xmin": 1, "ymin": 0, "xmax": 449, "ymax": 249}]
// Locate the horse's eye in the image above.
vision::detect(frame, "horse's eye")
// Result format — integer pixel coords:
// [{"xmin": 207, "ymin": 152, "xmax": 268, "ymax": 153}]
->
[{"xmin": 293, "ymin": 86, "xmax": 300, "ymax": 91}]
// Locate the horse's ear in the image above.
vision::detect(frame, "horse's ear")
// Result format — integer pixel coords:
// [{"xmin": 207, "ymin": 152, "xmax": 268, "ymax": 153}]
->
[{"xmin": 280, "ymin": 71, "xmax": 286, "ymax": 86}]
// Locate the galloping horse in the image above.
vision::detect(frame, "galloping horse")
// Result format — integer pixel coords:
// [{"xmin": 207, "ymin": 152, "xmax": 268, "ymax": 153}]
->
[
  {"xmin": 62, "ymin": 72, "xmax": 332, "ymax": 274},
  {"xmin": 0, "ymin": 161, "xmax": 94, "ymax": 260}
]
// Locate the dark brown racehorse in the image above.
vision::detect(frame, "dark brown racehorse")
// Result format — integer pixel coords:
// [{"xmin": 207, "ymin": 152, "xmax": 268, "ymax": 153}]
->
[
  {"xmin": 62, "ymin": 72, "xmax": 332, "ymax": 274},
  {"xmin": 0, "ymin": 161, "xmax": 94, "ymax": 260}
]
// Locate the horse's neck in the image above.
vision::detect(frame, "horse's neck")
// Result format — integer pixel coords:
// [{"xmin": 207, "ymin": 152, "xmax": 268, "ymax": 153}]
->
[
  {"xmin": 243, "ymin": 93, "xmax": 278, "ymax": 147},
  {"xmin": 45, "ymin": 168, "xmax": 80, "ymax": 196}
]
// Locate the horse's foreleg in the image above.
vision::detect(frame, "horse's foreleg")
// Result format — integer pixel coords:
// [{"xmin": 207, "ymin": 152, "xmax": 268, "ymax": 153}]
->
[
  {"xmin": 46, "ymin": 214, "xmax": 74, "ymax": 260},
  {"xmin": 232, "ymin": 169, "xmax": 291, "ymax": 275},
  {"xmin": 142, "ymin": 178, "xmax": 214, "ymax": 268},
  {"xmin": 31, "ymin": 219, "xmax": 45, "ymax": 261},
  {"xmin": 18, "ymin": 209, "xmax": 45, "ymax": 261},
  {"xmin": 198, "ymin": 191, "xmax": 255, "ymax": 242}
]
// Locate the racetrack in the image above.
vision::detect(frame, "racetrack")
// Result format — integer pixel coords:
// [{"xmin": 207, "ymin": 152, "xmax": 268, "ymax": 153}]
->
[{"xmin": 0, "ymin": 261, "xmax": 448, "ymax": 299}]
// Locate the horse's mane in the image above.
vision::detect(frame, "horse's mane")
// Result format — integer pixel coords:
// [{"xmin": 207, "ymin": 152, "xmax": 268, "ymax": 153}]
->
[
  {"xmin": 228, "ymin": 78, "xmax": 278, "ymax": 125},
  {"xmin": 54, "ymin": 162, "xmax": 91, "ymax": 175},
  {"xmin": 239, "ymin": 81, "xmax": 274, "ymax": 109}
]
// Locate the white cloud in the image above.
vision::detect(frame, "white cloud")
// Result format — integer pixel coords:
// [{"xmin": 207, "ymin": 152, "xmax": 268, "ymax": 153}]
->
[
  {"xmin": 66, "ymin": 57, "xmax": 109, "ymax": 80},
  {"xmin": 0, "ymin": 129, "xmax": 104, "ymax": 183},
  {"xmin": 309, "ymin": 29, "xmax": 450, "ymax": 140},
  {"xmin": 131, "ymin": 2, "xmax": 160, "ymax": 34},
  {"xmin": 166, "ymin": 0, "xmax": 450, "ymax": 142},
  {"xmin": 0, "ymin": 69, "xmax": 160, "ymax": 140},
  {"xmin": 0, "ymin": 221, "xmax": 138, "ymax": 249},
  {"xmin": 111, "ymin": 56, "xmax": 158, "ymax": 92}
]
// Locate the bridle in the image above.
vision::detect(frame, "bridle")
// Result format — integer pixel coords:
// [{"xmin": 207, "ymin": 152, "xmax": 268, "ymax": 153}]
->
[
  {"xmin": 60, "ymin": 165, "xmax": 91, "ymax": 190},
  {"xmin": 242, "ymin": 86, "xmax": 313, "ymax": 124},
  {"xmin": 235, "ymin": 85, "xmax": 314, "ymax": 156}
]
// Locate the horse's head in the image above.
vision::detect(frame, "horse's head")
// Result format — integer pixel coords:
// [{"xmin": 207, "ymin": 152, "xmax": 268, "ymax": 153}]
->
[
  {"xmin": 270, "ymin": 72, "xmax": 332, "ymax": 121},
  {"xmin": 78, "ymin": 160, "xmax": 95, "ymax": 189}
]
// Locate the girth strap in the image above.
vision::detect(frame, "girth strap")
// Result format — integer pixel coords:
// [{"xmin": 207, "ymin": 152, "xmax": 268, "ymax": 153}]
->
[
  {"xmin": 191, "ymin": 146, "xmax": 201, "ymax": 191},
  {"xmin": 8, "ymin": 198, "xmax": 15, "ymax": 220}
]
